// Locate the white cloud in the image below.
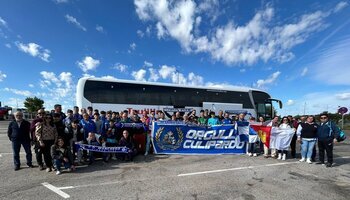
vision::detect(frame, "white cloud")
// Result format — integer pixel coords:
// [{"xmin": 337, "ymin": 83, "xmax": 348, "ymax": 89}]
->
[
  {"xmin": 144, "ymin": 61, "xmax": 153, "ymax": 67},
  {"xmin": 171, "ymin": 72, "xmax": 186, "ymax": 85},
  {"xmin": 336, "ymin": 92, "xmax": 350, "ymax": 100},
  {"xmin": 59, "ymin": 72, "xmax": 73, "ymax": 88},
  {"xmin": 39, "ymin": 71, "xmax": 75, "ymax": 106},
  {"xmin": 134, "ymin": 1, "xmax": 341, "ymax": 65},
  {"xmin": 1, "ymin": 97, "xmax": 26, "ymax": 108},
  {"xmin": 148, "ymin": 68, "xmax": 159, "ymax": 82},
  {"xmin": 96, "ymin": 25, "xmax": 104, "ymax": 33},
  {"xmin": 77, "ymin": 56, "xmax": 100, "ymax": 72},
  {"xmin": 5, "ymin": 43, "xmax": 11, "ymax": 48},
  {"xmin": 0, "ymin": 71, "xmax": 7, "ymax": 81},
  {"xmin": 137, "ymin": 30, "xmax": 144, "ymax": 38},
  {"xmin": 82, "ymin": 73, "xmax": 95, "ymax": 78},
  {"xmin": 16, "ymin": 42, "xmax": 51, "ymax": 62},
  {"xmin": 0, "ymin": 17, "xmax": 7, "ymax": 28},
  {"xmin": 205, "ymin": 82, "xmax": 242, "ymax": 89},
  {"xmin": 159, "ymin": 65, "xmax": 176, "ymax": 79},
  {"xmin": 130, "ymin": 42, "xmax": 136, "ymax": 50},
  {"xmin": 156, "ymin": 22, "xmax": 166, "ymax": 39},
  {"xmin": 65, "ymin": 14, "xmax": 87, "ymax": 31},
  {"xmin": 134, "ymin": 64, "xmax": 204, "ymax": 85},
  {"xmin": 197, "ymin": 0, "xmax": 221, "ymax": 24},
  {"xmin": 4, "ymin": 88, "xmax": 32, "ymax": 96},
  {"xmin": 286, "ymin": 100, "xmax": 295, "ymax": 106},
  {"xmin": 100, "ymin": 75, "xmax": 117, "ymax": 80},
  {"xmin": 112, "ymin": 63, "xmax": 128, "ymax": 73},
  {"xmin": 256, "ymin": 71, "xmax": 281, "ymax": 88},
  {"xmin": 278, "ymin": 91, "xmax": 350, "ymax": 116},
  {"xmin": 310, "ymin": 38, "xmax": 350, "ymax": 85},
  {"xmin": 334, "ymin": 1, "xmax": 348, "ymax": 13},
  {"xmin": 28, "ymin": 84, "xmax": 34, "ymax": 88},
  {"xmin": 187, "ymin": 72, "xmax": 204, "ymax": 86},
  {"xmin": 53, "ymin": 0, "xmax": 69, "ymax": 3},
  {"xmin": 301, "ymin": 67, "xmax": 308, "ymax": 76},
  {"xmin": 135, "ymin": 0, "xmax": 196, "ymax": 51},
  {"xmin": 146, "ymin": 26, "xmax": 152, "ymax": 35},
  {"xmin": 40, "ymin": 71, "xmax": 61, "ymax": 87},
  {"xmin": 131, "ymin": 69, "xmax": 147, "ymax": 81}
]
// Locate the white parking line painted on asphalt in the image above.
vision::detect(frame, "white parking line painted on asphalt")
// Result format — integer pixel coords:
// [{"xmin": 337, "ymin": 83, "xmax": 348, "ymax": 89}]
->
[
  {"xmin": 177, "ymin": 156, "xmax": 350, "ymax": 177},
  {"xmin": 57, "ymin": 186, "xmax": 75, "ymax": 190},
  {"xmin": 42, "ymin": 182, "xmax": 70, "ymax": 199},
  {"xmin": 177, "ymin": 161, "xmax": 299, "ymax": 177},
  {"xmin": 36, "ymin": 155, "xmax": 350, "ymax": 199}
]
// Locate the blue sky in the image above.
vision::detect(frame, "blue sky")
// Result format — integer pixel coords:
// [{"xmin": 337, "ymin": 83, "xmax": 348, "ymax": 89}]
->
[{"xmin": 0, "ymin": 0, "xmax": 349, "ymax": 116}]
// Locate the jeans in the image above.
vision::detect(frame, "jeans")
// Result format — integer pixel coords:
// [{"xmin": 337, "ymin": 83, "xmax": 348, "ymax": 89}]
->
[
  {"xmin": 74, "ymin": 141, "xmax": 83, "ymax": 162},
  {"xmin": 12, "ymin": 140, "xmax": 32, "ymax": 167},
  {"xmin": 54, "ymin": 159, "xmax": 71, "ymax": 171},
  {"xmin": 145, "ymin": 134, "xmax": 151, "ymax": 154},
  {"xmin": 300, "ymin": 138, "xmax": 316, "ymax": 159}
]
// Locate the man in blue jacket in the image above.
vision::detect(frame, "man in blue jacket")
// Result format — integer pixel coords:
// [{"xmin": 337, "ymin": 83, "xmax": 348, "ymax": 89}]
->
[
  {"xmin": 7, "ymin": 111, "xmax": 33, "ymax": 170},
  {"xmin": 317, "ymin": 113, "xmax": 339, "ymax": 167}
]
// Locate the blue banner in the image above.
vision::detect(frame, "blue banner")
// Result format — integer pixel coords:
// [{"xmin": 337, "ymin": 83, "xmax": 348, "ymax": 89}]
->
[
  {"xmin": 151, "ymin": 122, "xmax": 249, "ymax": 154},
  {"xmin": 75, "ymin": 143, "xmax": 129, "ymax": 153}
]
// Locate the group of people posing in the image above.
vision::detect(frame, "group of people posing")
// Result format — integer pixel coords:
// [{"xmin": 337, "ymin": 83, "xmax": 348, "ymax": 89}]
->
[
  {"xmin": 7, "ymin": 104, "xmax": 341, "ymax": 176},
  {"xmin": 247, "ymin": 113, "xmax": 341, "ymax": 168}
]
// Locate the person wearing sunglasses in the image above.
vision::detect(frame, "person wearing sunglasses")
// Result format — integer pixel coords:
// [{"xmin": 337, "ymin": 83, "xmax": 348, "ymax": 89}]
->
[
  {"xmin": 35, "ymin": 114, "xmax": 58, "ymax": 172},
  {"xmin": 30, "ymin": 108, "xmax": 45, "ymax": 170},
  {"xmin": 316, "ymin": 113, "xmax": 339, "ymax": 167}
]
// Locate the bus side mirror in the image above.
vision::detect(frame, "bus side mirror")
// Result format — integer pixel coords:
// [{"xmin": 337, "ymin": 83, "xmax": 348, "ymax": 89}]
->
[{"xmin": 279, "ymin": 101, "xmax": 283, "ymax": 109}]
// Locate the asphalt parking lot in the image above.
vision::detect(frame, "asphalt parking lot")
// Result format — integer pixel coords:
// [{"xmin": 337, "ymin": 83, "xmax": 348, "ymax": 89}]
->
[{"xmin": 1, "ymin": 120, "xmax": 350, "ymax": 200}]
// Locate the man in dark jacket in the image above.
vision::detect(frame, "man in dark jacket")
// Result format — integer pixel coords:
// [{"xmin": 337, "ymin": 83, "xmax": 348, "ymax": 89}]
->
[
  {"xmin": 8, "ymin": 111, "xmax": 33, "ymax": 170},
  {"xmin": 317, "ymin": 113, "xmax": 339, "ymax": 167}
]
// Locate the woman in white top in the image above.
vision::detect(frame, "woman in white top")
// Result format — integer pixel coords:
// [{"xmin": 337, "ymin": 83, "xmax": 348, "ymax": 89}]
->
[{"xmin": 277, "ymin": 117, "xmax": 291, "ymax": 160}]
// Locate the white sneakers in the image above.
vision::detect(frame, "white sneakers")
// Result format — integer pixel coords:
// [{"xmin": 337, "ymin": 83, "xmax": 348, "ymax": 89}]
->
[
  {"xmin": 299, "ymin": 158, "xmax": 312, "ymax": 164},
  {"xmin": 46, "ymin": 167, "xmax": 52, "ymax": 172},
  {"xmin": 56, "ymin": 171, "xmax": 61, "ymax": 175},
  {"xmin": 277, "ymin": 153, "xmax": 282, "ymax": 160},
  {"xmin": 248, "ymin": 153, "xmax": 253, "ymax": 157},
  {"xmin": 277, "ymin": 153, "xmax": 286, "ymax": 160},
  {"xmin": 253, "ymin": 153, "xmax": 257, "ymax": 157},
  {"xmin": 282, "ymin": 154, "xmax": 286, "ymax": 161}
]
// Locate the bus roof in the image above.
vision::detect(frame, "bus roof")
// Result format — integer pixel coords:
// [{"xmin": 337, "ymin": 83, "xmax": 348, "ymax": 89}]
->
[{"xmin": 78, "ymin": 77, "xmax": 267, "ymax": 93}]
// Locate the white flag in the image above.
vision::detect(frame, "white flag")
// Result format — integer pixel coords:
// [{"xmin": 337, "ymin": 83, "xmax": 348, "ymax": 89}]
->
[{"xmin": 270, "ymin": 127, "xmax": 295, "ymax": 150}]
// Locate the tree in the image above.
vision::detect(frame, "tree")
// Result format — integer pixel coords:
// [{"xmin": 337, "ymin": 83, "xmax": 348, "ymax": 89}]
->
[{"xmin": 24, "ymin": 96, "xmax": 44, "ymax": 113}]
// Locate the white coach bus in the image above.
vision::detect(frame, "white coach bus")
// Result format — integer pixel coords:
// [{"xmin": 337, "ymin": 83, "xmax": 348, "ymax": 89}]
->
[{"xmin": 76, "ymin": 77, "xmax": 282, "ymax": 120}]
